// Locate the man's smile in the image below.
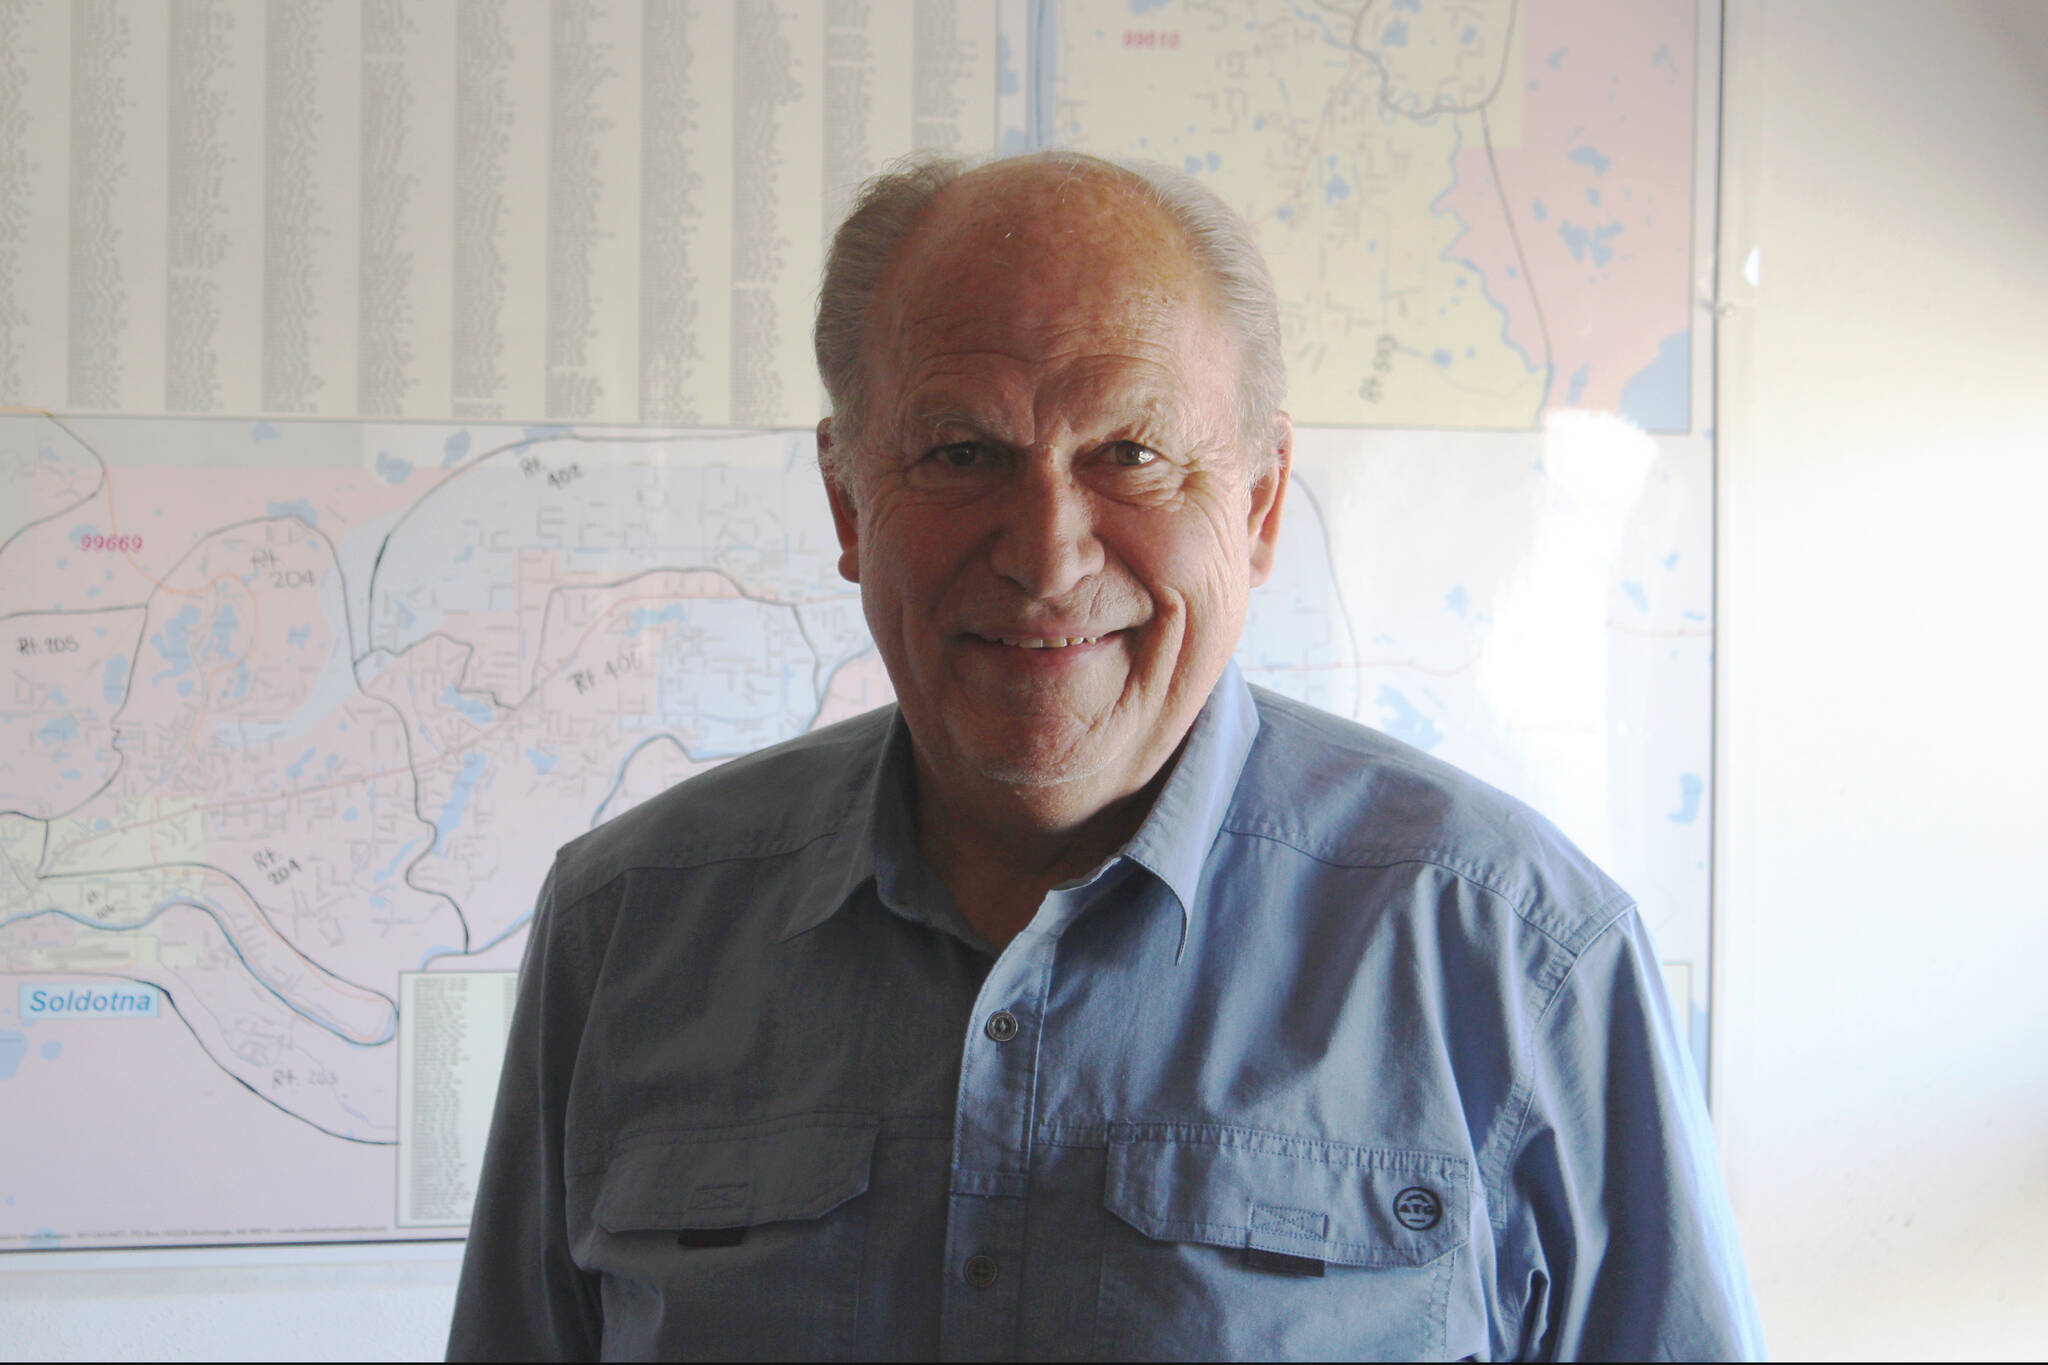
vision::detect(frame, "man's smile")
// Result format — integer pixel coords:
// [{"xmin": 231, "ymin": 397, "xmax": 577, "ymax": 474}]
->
[
  {"xmin": 962, "ymin": 628, "xmax": 1120, "ymax": 648},
  {"xmin": 955, "ymin": 630, "xmax": 1127, "ymax": 674},
  {"xmin": 983, "ymin": 634, "xmax": 1102, "ymax": 648}
]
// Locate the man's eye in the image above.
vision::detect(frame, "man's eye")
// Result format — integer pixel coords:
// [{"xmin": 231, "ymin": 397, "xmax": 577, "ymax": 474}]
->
[
  {"xmin": 1111, "ymin": 442, "xmax": 1160, "ymax": 468},
  {"xmin": 929, "ymin": 443, "xmax": 985, "ymax": 469}
]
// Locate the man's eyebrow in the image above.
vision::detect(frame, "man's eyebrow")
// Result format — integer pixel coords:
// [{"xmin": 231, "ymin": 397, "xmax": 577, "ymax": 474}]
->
[
  {"xmin": 894, "ymin": 407, "xmax": 1022, "ymax": 451},
  {"xmin": 902, "ymin": 403, "xmax": 997, "ymax": 432},
  {"xmin": 903, "ymin": 388, "xmax": 1184, "ymax": 441}
]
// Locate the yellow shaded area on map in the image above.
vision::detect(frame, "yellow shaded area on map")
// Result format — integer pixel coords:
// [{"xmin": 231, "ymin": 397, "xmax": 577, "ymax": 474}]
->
[{"xmin": 38, "ymin": 796, "xmax": 207, "ymax": 880}]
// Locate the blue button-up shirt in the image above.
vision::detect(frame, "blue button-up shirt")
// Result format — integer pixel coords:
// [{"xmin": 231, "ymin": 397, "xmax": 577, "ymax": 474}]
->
[{"xmin": 449, "ymin": 665, "xmax": 1764, "ymax": 1360}]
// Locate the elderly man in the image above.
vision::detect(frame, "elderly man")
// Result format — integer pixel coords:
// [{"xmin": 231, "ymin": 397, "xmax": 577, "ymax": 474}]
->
[{"xmin": 448, "ymin": 152, "xmax": 1763, "ymax": 1361}]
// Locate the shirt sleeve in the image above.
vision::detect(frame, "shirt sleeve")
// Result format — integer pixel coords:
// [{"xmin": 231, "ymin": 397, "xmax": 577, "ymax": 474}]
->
[
  {"xmin": 1504, "ymin": 910, "xmax": 1767, "ymax": 1361},
  {"xmin": 446, "ymin": 865, "xmax": 605, "ymax": 1362}
]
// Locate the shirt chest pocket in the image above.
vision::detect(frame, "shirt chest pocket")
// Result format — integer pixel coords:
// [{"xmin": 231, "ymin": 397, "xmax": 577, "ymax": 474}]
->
[
  {"xmin": 591, "ymin": 1114, "xmax": 878, "ymax": 1361},
  {"xmin": 1097, "ymin": 1123, "xmax": 1473, "ymax": 1362}
]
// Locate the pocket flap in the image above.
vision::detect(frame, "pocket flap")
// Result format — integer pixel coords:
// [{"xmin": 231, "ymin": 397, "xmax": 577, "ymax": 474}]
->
[
  {"xmin": 596, "ymin": 1112, "xmax": 878, "ymax": 1233},
  {"xmin": 1103, "ymin": 1122, "xmax": 1469, "ymax": 1268}
]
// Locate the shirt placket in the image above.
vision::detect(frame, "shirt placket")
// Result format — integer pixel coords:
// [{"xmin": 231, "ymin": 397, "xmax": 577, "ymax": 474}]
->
[{"xmin": 937, "ymin": 891, "xmax": 1080, "ymax": 1361}]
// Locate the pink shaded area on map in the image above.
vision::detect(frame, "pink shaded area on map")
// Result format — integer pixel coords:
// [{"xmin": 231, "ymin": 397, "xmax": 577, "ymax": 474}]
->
[
  {"xmin": 0, "ymin": 455, "xmax": 443, "ymax": 621},
  {"xmin": 1439, "ymin": 1, "xmax": 1697, "ymax": 424},
  {"xmin": 0, "ymin": 1003, "xmax": 434, "ymax": 1247}
]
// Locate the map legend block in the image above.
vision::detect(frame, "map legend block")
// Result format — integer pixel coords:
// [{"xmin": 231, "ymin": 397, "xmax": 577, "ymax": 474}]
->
[{"xmin": 396, "ymin": 970, "xmax": 518, "ymax": 1229}]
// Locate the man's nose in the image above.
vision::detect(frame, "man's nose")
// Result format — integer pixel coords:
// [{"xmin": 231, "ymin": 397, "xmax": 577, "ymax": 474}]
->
[{"xmin": 987, "ymin": 458, "xmax": 1104, "ymax": 599}]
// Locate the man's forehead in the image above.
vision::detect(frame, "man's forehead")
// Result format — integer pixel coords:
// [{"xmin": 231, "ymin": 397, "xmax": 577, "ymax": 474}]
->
[
  {"xmin": 900, "ymin": 352, "xmax": 1189, "ymax": 436},
  {"xmin": 887, "ymin": 304, "xmax": 1231, "ymax": 446},
  {"xmin": 892, "ymin": 295, "xmax": 1189, "ymax": 368}
]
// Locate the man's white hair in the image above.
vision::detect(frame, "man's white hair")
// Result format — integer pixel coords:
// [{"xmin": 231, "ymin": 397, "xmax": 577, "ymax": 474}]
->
[{"xmin": 812, "ymin": 149, "xmax": 1286, "ymax": 484}]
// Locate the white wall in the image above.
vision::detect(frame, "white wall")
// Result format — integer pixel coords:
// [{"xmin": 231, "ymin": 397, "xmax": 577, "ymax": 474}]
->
[
  {"xmin": 1713, "ymin": 1, "xmax": 2048, "ymax": 1359},
  {"xmin": 0, "ymin": 1245, "xmax": 458, "ymax": 1362}
]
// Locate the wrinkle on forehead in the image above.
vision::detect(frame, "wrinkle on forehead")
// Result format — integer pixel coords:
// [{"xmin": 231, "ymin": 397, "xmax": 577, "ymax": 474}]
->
[
  {"xmin": 898, "ymin": 341, "xmax": 1212, "ymax": 448},
  {"xmin": 895, "ymin": 299, "xmax": 1186, "ymax": 357},
  {"xmin": 887, "ymin": 338, "xmax": 1200, "ymax": 453}
]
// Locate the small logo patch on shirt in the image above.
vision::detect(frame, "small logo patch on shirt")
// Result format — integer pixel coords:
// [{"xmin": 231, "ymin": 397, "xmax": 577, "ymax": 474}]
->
[{"xmin": 1393, "ymin": 1185, "xmax": 1443, "ymax": 1231}]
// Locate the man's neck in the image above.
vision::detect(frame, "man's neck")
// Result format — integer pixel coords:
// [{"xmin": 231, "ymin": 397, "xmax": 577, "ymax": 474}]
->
[{"xmin": 912, "ymin": 756, "xmax": 1174, "ymax": 951}]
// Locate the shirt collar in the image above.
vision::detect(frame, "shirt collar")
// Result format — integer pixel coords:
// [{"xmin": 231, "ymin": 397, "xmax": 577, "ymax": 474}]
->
[
  {"xmin": 1118, "ymin": 660, "xmax": 1261, "ymax": 949},
  {"xmin": 779, "ymin": 715, "xmax": 899, "ymax": 943},
  {"xmin": 781, "ymin": 661, "xmax": 1261, "ymax": 949}
]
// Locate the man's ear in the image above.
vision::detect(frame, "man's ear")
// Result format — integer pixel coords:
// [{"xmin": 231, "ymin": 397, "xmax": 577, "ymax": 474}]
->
[
  {"xmin": 1247, "ymin": 413, "xmax": 1291, "ymax": 589},
  {"xmin": 818, "ymin": 418, "xmax": 862, "ymax": 584}
]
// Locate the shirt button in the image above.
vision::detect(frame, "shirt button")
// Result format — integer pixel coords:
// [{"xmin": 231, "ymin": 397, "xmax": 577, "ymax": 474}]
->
[
  {"xmin": 984, "ymin": 1010, "xmax": 1019, "ymax": 1043},
  {"xmin": 963, "ymin": 1254, "xmax": 999, "ymax": 1289}
]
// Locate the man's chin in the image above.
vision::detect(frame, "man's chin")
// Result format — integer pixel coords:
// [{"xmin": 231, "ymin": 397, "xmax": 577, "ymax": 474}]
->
[{"xmin": 957, "ymin": 726, "xmax": 1118, "ymax": 792}]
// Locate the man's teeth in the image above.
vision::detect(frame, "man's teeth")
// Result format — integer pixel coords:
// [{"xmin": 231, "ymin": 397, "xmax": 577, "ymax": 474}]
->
[{"xmin": 996, "ymin": 635, "xmax": 1099, "ymax": 649}]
